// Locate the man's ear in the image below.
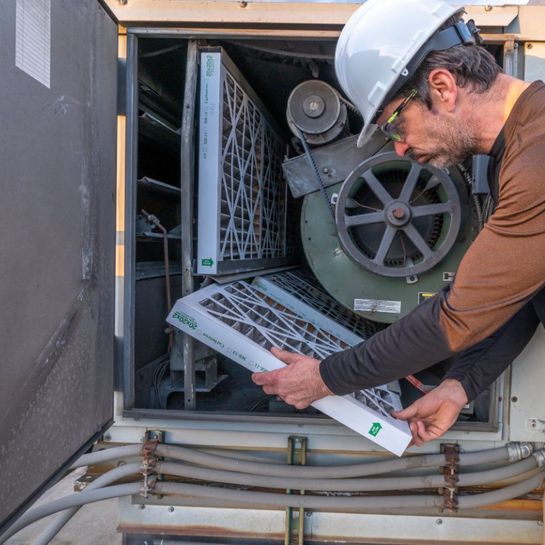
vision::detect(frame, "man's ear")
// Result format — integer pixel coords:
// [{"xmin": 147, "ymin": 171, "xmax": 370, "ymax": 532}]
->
[{"xmin": 427, "ymin": 69, "xmax": 458, "ymax": 112}]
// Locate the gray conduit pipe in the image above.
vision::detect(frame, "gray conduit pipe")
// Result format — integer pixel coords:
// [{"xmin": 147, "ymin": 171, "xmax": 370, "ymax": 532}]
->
[
  {"xmin": 4, "ymin": 469, "xmax": 543, "ymax": 543},
  {"xmin": 155, "ymin": 454, "xmax": 541, "ymax": 492},
  {"xmin": 157, "ymin": 472, "xmax": 545, "ymax": 511},
  {"xmin": 156, "ymin": 481, "xmax": 443, "ymax": 510},
  {"xmin": 457, "ymin": 456, "xmax": 540, "ymax": 487},
  {"xmin": 458, "ymin": 471, "xmax": 545, "ymax": 509},
  {"xmin": 33, "ymin": 463, "xmax": 143, "ymax": 545},
  {"xmin": 0, "ymin": 483, "xmax": 142, "ymax": 545},
  {"xmin": 69, "ymin": 445, "xmax": 142, "ymax": 470},
  {"xmin": 155, "ymin": 444, "xmax": 520, "ymax": 479}
]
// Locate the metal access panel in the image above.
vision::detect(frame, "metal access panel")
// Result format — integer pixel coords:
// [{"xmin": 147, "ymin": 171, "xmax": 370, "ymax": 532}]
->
[
  {"xmin": 0, "ymin": 0, "xmax": 116, "ymax": 530},
  {"xmin": 167, "ymin": 281, "xmax": 411, "ymax": 455},
  {"xmin": 197, "ymin": 48, "xmax": 293, "ymax": 275}
]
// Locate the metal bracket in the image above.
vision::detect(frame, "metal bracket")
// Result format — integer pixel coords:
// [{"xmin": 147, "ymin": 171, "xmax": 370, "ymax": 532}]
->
[
  {"xmin": 441, "ymin": 443, "xmax": 460, "ymax": 512},
  {"xmin": 285, "ymin": 436, "xmax": 308, "ymax": 545},
  {"xmin": 141, "ymin": 431, "xmax": 162, "ymax": 498}
]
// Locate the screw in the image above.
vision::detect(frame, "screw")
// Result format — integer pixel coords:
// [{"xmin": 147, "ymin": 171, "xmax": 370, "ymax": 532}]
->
[
  {"xmin": 511, "ymin": 396, "xmax": 518, "ymax": 403},
  {"xmin": 435, "ymin": 518, "xmax": 443, "ymax": 525},
  {"xmin": 323, "ymin": 167, "xmax": 329, "ymax": 174},
  {"xmin": 529, "ymin": 419, "xmax": 538, "ymax": 428},
  {"xmin": 139, "ymin": 504, "xmax": 146, "ymax": 510},
  {"xmin": 239, "ymin": 1, "xmax": 247, "ymax": 6},
  {"xmin": 484, "ymin": 5, "xmax": 493, "ymax": 12},
  {"xmin": 103, "ymin": 434, "xmax": 111, "ymax": 441},
  {"xmin": 528, "ymin": 43, "xmax": 534, "ymax": 49},
  {"xmin": 168, "ymin": 506, "xmax": 175, "ymax": 512},
  {"xmin": 305, "ymin": 511, "xmax": 312, "ymax": 517}
]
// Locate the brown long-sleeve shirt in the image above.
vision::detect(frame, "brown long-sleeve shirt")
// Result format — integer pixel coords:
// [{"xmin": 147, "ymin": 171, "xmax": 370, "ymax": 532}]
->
[{"xmin": 320, "ymin": 81, "xmax": 545, "ymax": 399}]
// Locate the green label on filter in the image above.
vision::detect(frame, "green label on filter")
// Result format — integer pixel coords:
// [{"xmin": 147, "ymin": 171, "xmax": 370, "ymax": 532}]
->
[
  {"xmin": 172, "ymin": 311, "xmax": 197, "ymax": 330},
  {"xmin": 201, "ymin": 258, "xmax": 214, "ymax": 267},
  {"xmin": 368, "ymin": 422, "xmax": 383, "ymax": 437}
]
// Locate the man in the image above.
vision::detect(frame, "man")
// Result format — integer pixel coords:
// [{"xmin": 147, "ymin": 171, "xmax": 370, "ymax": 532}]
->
[{"xmin": 252, "ymin": 0, "xmax": 545, "ymax": 445}]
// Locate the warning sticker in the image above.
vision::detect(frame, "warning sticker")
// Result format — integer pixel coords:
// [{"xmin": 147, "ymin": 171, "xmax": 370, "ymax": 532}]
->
[{"xmin": 354, "ymin": 299, "xmax": 401, "ymax": 314}]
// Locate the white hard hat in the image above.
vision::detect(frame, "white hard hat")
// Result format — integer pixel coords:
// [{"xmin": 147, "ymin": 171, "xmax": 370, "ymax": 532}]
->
[{"xmin": 336, "ymin": 0, "xmax": 480, "ymax": 147}]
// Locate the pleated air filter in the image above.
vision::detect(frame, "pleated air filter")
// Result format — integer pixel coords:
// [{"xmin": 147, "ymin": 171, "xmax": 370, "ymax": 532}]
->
[
  {"xmin": 167, "ymin": 280, "xmax": 411, "ymax": 456},
  {"xmin": 253, "ymin": 270, "xmax": 383, "ymax": 342},
  {"xmin": 197, "ymin": 48, "xmax": 292, "ymax": 275}
]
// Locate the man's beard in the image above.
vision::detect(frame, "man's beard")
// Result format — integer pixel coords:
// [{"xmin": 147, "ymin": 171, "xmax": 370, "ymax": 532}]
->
[{"xmin": 409, "ymin": 117, "xmax": 477, "ymax": 168}]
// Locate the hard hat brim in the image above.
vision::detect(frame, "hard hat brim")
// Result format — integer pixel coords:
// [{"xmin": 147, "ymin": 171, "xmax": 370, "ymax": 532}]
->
[{"xmin": 357, "ymin": 123, "xmax": 380, "ymax": 148}]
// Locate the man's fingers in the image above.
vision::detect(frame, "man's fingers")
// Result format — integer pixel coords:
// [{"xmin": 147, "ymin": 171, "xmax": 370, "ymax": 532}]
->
[
  {"xmin": 270, "ymin": 347, "xmax": 301, "ymax": 365},
  {"xmin": 251, "ymin": 369, "xmax": 283, "ymax": 386},
  {"xmin": 392, "ymin": 402, "xmax": 419, "ymax": 421},
  {"xmin": 408, "ymin": 421, "xmax": 423, "ymax": 446}
]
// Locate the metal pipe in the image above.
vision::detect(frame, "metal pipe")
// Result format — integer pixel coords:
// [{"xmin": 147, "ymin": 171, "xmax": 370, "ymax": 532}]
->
[
  {"xmin": 33, "ymin": 463, "xmax": 142, "ymax": 545},
  {"xmin": 140, "ymin": 209, "xmax": 173, "ymax": 350},
  {"xmin": 458, "ymin": 471, "xmax": 545, "ymax": 509},
  {"xmin": 69, "ymin": 444, "xmax": 142, "ymax": 470},
  {"xmin": 180, "ymin": 40, "xmax": 199, "ymax": 410},
  {"xmin": 155, "ymin": 444, "xmax": 517, "ymax": 479},
  {"xmin": 0, "ymin": 483, "xmax": 142, "ymax": 545}
]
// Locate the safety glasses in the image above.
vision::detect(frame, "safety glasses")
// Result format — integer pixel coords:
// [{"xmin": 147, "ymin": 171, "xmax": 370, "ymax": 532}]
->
[{"xmin": 379, "ymin": 89, "xmax": 418, "ymax": 142}]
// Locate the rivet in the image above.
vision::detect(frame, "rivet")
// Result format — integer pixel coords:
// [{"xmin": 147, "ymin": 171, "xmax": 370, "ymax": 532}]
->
[
  {"xmin": 436, "ymin": 518, "xmax": 443, "ymax": 525},
  {"xmin": 511, "ymin": 396, "xmax": 518, "ymax": 403},
  {"xmin": 168, "ymin": 506, "xmax": 175, "ymax": 512},
  {"xmin": 527, "ymin": 43, "xmax": 534, "ymax": 49}
]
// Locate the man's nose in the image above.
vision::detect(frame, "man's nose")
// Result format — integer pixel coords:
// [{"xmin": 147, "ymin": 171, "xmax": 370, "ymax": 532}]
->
[{"xmin": 394, "ymin": 141, "xmax": 410, "ymax": 157}]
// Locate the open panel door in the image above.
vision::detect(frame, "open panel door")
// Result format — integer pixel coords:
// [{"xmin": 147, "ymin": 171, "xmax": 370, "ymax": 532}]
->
[{"xmin": 0, "ymin": 0, "xmax": 117, "ymax": 530}]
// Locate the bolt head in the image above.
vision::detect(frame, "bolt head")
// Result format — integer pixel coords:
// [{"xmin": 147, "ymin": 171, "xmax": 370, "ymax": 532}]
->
[{"xmin": 392, "ymin": 207, "xmax": 405, "ymax": 219}]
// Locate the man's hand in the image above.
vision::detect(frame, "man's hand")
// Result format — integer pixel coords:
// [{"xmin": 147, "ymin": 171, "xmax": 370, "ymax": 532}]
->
[
  {"xmin": 251, "ymin": 347, "xmax": 333, "ymax": 409},
  {"xmin": 392, "ymin": 379, "xmax": 469, "ymax": 446}
]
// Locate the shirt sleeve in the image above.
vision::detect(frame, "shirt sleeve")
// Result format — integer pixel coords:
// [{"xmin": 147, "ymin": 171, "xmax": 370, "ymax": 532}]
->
[
  {"xmin": 443, "ymin": 301, "xmax": 539, "ymax": 401},
  {"xmin": 320, "ymin": 138, "xmax": 545, "ymax": 396}
]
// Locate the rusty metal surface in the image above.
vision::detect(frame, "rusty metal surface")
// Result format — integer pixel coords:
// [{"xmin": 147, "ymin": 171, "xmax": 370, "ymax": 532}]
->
[
  {"xmin": 0, "ymin": 0, "xmax": 116, "ymax": 529},
  {"xmin": 118, "ymin": 501, "xmax": 543, "ymax": 544}
]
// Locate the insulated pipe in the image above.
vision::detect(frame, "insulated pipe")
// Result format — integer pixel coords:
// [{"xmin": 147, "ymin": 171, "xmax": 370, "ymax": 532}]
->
[
  {"xmin": 0, "ymin": 483, "xmax": 142, "ymax": 545},
  {"xmin": 458, "ymin": 471, "xmax": 545, "ymax": 509},
  {"xmin": 33, "ymin": 463, "xmax": 143, "ymax": 545},
  {"xmin": 68, "ymin": 445, "xmax": 142, "ymax": 470},
  {"xmin": 3, "ymin": 469, "xmax": 542, "ymax": 544},
  {"xmin": 155, "ymin": 481, "xmax": 443, "ymax": 510},
  {"xmin": 155, "ymin": 455, "xmax": 540, "ymax": 492},
  {"xmin": 155, "ymin": 444, "xmax": 520, "ymax": 479},
  {"xmin": 458, "ymin": 455, "xmax": 540, "ymax": 487}
]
